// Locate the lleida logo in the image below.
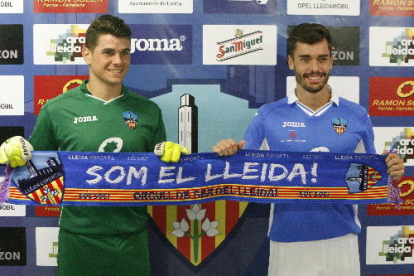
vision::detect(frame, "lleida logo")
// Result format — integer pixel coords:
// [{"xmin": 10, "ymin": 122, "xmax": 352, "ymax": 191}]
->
[
  {"xmin": 34, "ymin": 75, "xmax": 88, "ymax": 115},
  {"xmin": 148, "ymin": 201, "xmax": 248, "ymax": 266},
  {"xmin": 11, "ymin": 153, "xmax": 64, "ymax": 205},
  {"xmin": 373, "ymin": 127, "xmax": 414, "ymax": 166},
  {"xmin": 345, "ymin": 163, "xmax": 382, "ymax": 194},
  {"xmin": 122, "ymin": 111, "xmax": 138, "ymax": 130},
  {"xmin": 203, "ymin": 25, "xmax": 277, "ymax": 65},
  {"xmin": 370, "ymin": 0, "xmax": 414, "ymax": 17},
  {"xmin": 366, "ymin": 226, "xmax": 414, "ymax": 264},
  {"xmin": 35, "ymin": 227, "xmax": 59, "ymax": 266},
  {"xmin": 369, "ymin": 77, "xmax": 414, "ymax": 116},
  {"xmin": 369, "ymin": 27, "xmax": 414, "ymax": 66},
  {"xmin": 33, "ymin": 24, "xmax": 88, "ymax": 65},
  {"xmin": 34, "ymin": 0, "xmax": 108, "ymax": 13},
  {"xmin": 368, "ymin": 176, "xmax": 414, "ymax": 216},
  {"xmin": 331, "ymin": 117, "xmax": 347, "ymax": 135},
  {"xmin": 287, "ymin": 0, "xmax": 360, "ymax": 16}
]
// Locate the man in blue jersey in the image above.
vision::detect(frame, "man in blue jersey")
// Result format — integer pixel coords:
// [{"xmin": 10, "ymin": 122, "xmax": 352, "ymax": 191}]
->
[{"xmin": 212, "ymin": 23, "xmax": 405, "ymax": 276}]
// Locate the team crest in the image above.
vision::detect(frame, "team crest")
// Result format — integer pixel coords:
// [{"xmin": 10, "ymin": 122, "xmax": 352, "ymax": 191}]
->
[
  {"xmin": 12, "ymin": 153, "xmax": 64, "ymax": 204},
  {"xmin": 332, "ymin": 117, "xmax": 348, "ymax": 135},
  {"xmin": 345, "ymin": 163, "xmax": 383, "ymax": 193},
  {"xmin": 149, "ymin": 201, "xmax": 248, "ymax": 266},
  {"xmin": 123, "ymin": 111, "xmax": 138, "ymax": 130}
]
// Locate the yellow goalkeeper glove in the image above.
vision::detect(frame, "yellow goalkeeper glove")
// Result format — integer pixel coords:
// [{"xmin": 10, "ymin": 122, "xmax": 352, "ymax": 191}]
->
[
  {"xmin": 154, "ymin": 141, "xmax": 189, "ymax": 163},
  {"xmin": 0, "ymin": 136, "xmax": 34, "ymax": 168}
]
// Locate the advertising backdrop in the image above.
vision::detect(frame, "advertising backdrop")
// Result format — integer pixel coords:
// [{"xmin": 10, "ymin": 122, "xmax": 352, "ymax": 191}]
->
[{"xmin": 0, "ymin": 1, "xmax": 413, "ymax": 275}]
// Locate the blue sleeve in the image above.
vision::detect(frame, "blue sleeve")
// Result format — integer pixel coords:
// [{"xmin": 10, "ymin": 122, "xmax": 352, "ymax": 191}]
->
[
  {"xmin": 243, "ymin": 110, "xmax": 266, "ymax": 150},
  {"xmin": 363, "ymin": 114, "xmax": 376, "ymax": 154}
]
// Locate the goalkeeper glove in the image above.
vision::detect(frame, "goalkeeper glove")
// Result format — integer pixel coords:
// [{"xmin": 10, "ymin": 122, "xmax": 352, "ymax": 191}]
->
[
  {"xmin": 154, "ymin": 141, "xmax": 189, "ymax": 163},
  {"xmin": 0, "ymin": 136, "xmax": 34, "ymax": 168}
]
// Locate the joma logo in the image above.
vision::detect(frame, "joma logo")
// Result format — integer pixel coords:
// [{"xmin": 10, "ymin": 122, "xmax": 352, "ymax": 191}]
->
[{"xmin": 73, "ymin": 116, "xmax": 98, "ymax": 125}]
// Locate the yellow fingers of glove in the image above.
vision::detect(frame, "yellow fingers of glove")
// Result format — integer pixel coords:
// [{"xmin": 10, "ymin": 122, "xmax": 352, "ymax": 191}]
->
[
  {"xmin": 0, "ymin": 136, "xmax": 34, "ymax": 168},
  {"xmin": 154, "ymin": 141, "xmax": 189, "ymax": 163}
]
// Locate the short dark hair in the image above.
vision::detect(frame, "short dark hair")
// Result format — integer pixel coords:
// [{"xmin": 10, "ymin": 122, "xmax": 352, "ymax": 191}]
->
[
  {"xmin": 287, "ymin": 23, "xmax": 332, "ymax": 57},
  {"xmin": 85, "ymin": 14, "xmax": 131, "ymax": 52}
]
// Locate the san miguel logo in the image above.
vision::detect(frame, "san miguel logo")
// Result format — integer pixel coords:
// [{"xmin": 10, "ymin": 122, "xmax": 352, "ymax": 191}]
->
[
  {"xmin": 149, "ymin": 201, "xmax": 248, "ymax": 266},
  {"xmin": 370, "ymin": 0, "xmax": 414, "ymax": 16},
  {"xmin": 369, "ymin": 77, "xmax": 414, "ymax": 116},
  {"xmin": 216, "ymin": 29, "xmax": 264, "ymax": 62},
  {"xmin": 12, "ymin": 153, "xmax": 64, "ymax": 205},
  {"xmin": 346, "ymin": 163, "xmax": 382, "ymax": 194},
  {"xmin": 34, "ymin": 75, "xmax": 88, "ymax": 115},
  {"xmin": 331, "ymin": 117, "xmax": 347, "ymax": 135}
]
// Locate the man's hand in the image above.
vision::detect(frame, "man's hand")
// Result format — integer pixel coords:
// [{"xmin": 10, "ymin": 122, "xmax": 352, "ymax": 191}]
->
[
  {"xmin": 213, "ymin": 139, "xmax": 245, "ymax": 156},
  {"xmin": 154, "ymin": 141, "xmax": 189, "ymax": 163},
  {"xmin": 383, "ymin": 150, "xmax": 405, "ymax": 182},
  {"xmin": 0, "ymin": 136, "xmax": 34, "ymax": 168}
]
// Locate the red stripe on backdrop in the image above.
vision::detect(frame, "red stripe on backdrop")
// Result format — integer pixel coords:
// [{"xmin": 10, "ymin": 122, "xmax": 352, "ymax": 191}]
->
[
  {"xmin": 202, "ymin": 202, "xmax": 216, "ymax": 260},
  {"xmin": 152, "ymin": 206, "xmax": 167, "ymax": 235},
  {"xmin": 226, "ymin": 200, "xmax": 240, "ymax": 235},
  {"xmin": 177, "ymin": 205, "xmax": 191, "ymax": 261}
]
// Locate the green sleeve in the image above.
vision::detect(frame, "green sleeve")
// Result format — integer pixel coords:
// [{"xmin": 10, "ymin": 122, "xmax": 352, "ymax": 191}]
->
[{"xmin": 29, "ymin": 106, "xmax": 59, "ymax": 151}]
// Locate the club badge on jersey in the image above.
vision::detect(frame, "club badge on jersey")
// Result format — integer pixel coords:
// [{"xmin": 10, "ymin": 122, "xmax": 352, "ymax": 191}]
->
[
  {"xmin": 332, "ymin": 117, "xmax": 348, "ymax": 135},
  {"xmin": 123, "ymin": 111, "xmax": 138, "ymax": 130}
]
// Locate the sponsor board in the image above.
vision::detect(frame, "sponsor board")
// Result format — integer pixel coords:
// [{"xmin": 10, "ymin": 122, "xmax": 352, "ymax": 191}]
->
[
  {"xmin": 287, "ymin": 0, "xmax": 360, "ymax": 16},
  {"xmin": 369, "ymin": 77, "xmax": 414, "ymax": 116},
  {"xmin": 369, "ymin": 27, "xmax": 414, "ymax": 66},
  {"xmin": 33, "ymin": 24, "xmax": 88, "ymax": 65},
  {"xmin": 0, "ymin": 227, "xmax": 26, "ymax": 266},
  {"xmin": 203, "ymin": 0, "xmax": 277, "ymax": 14},
  {"xmin": 0, "ymin": 0, "xmax": 23, "ymax": 13},
  {"xmin": 35, "ymin": 227, "xmax": 59, "ymax": 266},
  {"xmin": 34, "ymin": 75, "xmax": 88, "ymax": 115},
  {"xmin": 0, "ymin": 75, "xmax": 24, "ymax": 116},
  {"xmin": 366, "ymin": 226, "xmax": 414, "ymax": 264},
  {"xmin": 287, "ymin": 76, "xmax": 360, "ymax": 103},
  {"xmin": 0, "ymin": 24, "xmax": 23, "ymax": 64},
  {"xmin": 0, "ymin": 126, "xmax": 24, "ymax": 145},
  {"xmin": 129, "ymin": 25, "xmax": 192, "ymax": 64},
  {"xmin": 203, "ymin": 25, "xmax": 277, "ymax": 65},
  {"xmin": 0, "ymin": 202, "xmax": 26, "ymax": 217},
  {"xmin": 373, "ymin": 127, "xmax": 414, "ymax": 166},
  {"xmin": 35, "ymin": 206, "xmax": 60, "ymax": 217},
  {"xmin": 368, "ymin": 176, "xmax": 414, "ymax": 216},
  {"xmin": 34, "ymin": 0, "xmax": 108, "ymax": 13},
  {"xmin": 118, "ymin": 0, "xmax": 193, "ymax": 13},
  {"xmin": 370, "ymin": 0, "xmax": 414, "ymax": 17}
]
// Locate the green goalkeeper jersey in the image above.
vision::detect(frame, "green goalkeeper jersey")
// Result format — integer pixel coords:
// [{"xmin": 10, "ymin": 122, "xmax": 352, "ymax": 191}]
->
[{"xmin": 29, "ymin": 80, "xmax": 166, "ymax": 235}]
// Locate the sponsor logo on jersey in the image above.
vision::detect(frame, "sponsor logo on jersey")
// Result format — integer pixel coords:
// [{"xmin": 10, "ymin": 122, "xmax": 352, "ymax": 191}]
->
[
  {"xmin": 370, "ymin": 0, "xmax": 414, "ymax": 17},
  {"xmin": 34, "ymin": 0, "xmax": 108, "ymax": 13},
  {"xmin": 331, "ymin": 117, "xmax": 347, "ymax": 135},
  {"xmin": 148, "ymin": 201, "xmax": 248, "ymax": 266},
  {"xmin": 369, "ymin": 77, "xmax": 414, "ymax": 116},
  {"xmin": 0, "ymin": 24, "xmax": 23, "ymax": 64},
  {"xmin": 123, "ymin": 111, "xmax": 138, "ymax": 130},
  {"xmin": 345, "ymin": 163, "xmax": 382, "ymax": 193},
  {"xmin": 203, "ymin": 25, "xmax": 277, "ymax": 65},
  {"xmin": 368, "ymin": 176, "xmax": 414, "ymax": 216},
  {"xmin": 34, "ymin": 75, "xmax": 88, "ymax": 115},
  {"xmin": 129, "ymin": 24, "xmax": 192, "ymax": 64},
  {"xmin": 0, "ymin": 227, "xmax": 26, "ymax": 266},
  {"xmin": 369, "ymin": 27, "xmax": 414, "ymax": 67},
  {"xmin": 282, "ymin": 121, "xmax": 306, "ymax": 128},
  {"xmin": 73, "ymin": 115, "xmax": 98, "ymax": 125}
]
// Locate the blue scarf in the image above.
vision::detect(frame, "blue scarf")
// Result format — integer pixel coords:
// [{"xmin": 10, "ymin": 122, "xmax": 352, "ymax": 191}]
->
[{"xmin": 2, "ymin": 150, "xmax": 399, "ymax": 206}]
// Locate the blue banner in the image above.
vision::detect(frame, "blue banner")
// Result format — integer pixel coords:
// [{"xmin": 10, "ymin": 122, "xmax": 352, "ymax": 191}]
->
[{"xmin": 6, "ymin": 150, "xmax": 391, "ymax": 206}]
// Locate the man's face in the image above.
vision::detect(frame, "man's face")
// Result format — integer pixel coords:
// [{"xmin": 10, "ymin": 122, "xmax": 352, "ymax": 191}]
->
[
  {"xmin": 82, "ymin": 34, "xmax": 131, "ymax": 87},
  {"xmin": 287, "ymin": 39, "xmax": 333, "ymax": 94}
]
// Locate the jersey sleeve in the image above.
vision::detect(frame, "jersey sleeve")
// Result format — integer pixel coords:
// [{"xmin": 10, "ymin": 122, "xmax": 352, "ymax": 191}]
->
[
  {"xmin": 29, "ymin": 106, "xmax": 59, "ymax": 151},
  {"xmin": 243, "ymin": 110, "xmax": 266, "ymax": 150},
  {"xmin": 361, "ymin": 113, "xmax": 376, "ymax": 154}
]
